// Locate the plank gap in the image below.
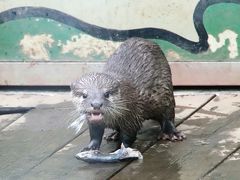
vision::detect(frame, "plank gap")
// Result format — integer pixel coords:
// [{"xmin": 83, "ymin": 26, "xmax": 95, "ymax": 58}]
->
[{"xmin": 202, "ymin": 143, "xmax": 240, "ymax": 178}]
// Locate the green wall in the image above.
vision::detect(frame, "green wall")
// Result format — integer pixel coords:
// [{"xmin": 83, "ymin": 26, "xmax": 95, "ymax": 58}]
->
[{"xmin": 0, "ymin": 1, "xmax": 239, "ymax": 62}]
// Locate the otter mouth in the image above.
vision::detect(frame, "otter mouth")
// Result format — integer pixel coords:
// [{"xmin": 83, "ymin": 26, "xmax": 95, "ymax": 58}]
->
[{"xmin": 87, "ymin": 110, "xmax": 104, "ymax": 122}]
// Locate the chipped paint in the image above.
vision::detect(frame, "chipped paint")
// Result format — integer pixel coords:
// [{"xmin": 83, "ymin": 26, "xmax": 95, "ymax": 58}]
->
[
  {"xmin": 188, "ymin": 114, "xmax": 220, "ymax": 121},
  {"xmin": 20, "ymin": 34, "xmax": 54, "ymax": 61},
  {"xmin": 57, "ymin": 143, "xmax": 76, "ymax": 153},
  {"xmin": 211, "ymin": 145, "xmax": 231, "ymax": 157},
  {"xmin": 211, "ymin": 128, "xmax": 240, "ymax": 157},
  {"xmin": 61, "ymin": 34, "xmax": 121, "ymax": 59},
  {"xmin": 203, "ymin": 95, "xmax": 240, "ymax": 116},
  {"xmin": 229, "ymin": 152, "xmax": 240, "ymax": 161},
  {"xmin": 208, "ymin": 29, "xmax": 238, "ymax": 59},
  {"xmin": 178, "ymin": 124, "xmax": 202, "ymax": 134},
  {"xmin": 194, "ymin": 139, "xmax": 210, "ymax": 146},
  {"xmin": 2, "ymin": 116, "xmax": 26, "ymax": 131},
  {"xmin": 219, "ymin": 127, "xmax": 240, "ymax": 144}
]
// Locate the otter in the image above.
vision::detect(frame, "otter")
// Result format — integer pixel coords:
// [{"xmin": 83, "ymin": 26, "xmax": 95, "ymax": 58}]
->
[{"xmin": 71, "ymin": 37, "xmax": 185, "ymax": 151}]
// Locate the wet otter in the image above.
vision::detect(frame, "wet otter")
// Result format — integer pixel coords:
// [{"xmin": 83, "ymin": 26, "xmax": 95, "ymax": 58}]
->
[{"xmin": 71, "ymin": 37, "xmax": 185, "ymax": 151}]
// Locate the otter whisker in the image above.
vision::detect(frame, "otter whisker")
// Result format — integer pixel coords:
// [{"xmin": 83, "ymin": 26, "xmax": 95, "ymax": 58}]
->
[{"xmin": 68, "ymin": 114, "xmax": 87, "ymax": 134}]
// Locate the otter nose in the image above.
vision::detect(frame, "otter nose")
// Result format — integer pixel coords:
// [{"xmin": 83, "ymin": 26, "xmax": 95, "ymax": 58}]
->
[{"xmin": 91, "ymin": 102, "xmax": 103, "ymax": 109}]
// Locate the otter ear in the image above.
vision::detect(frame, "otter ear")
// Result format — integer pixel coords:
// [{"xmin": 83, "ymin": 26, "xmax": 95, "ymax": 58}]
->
[{"xmin": 70, "ymin": 81, "xmax": 76, "ymax": 91}]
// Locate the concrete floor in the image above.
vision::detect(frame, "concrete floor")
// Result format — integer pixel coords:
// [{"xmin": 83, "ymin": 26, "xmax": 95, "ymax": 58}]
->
[{"xmin": 0, "ymin": 90, "xmax": 240, "ymax": 180}]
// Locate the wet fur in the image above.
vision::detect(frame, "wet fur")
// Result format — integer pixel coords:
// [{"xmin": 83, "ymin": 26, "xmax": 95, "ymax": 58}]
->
[{"xmin": 71, "ymin": 38, "xmax": 179, "ymax": 150}]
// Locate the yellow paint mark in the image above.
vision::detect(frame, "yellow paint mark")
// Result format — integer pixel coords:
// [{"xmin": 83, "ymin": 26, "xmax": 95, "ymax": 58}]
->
[
  {"xmin": 166, "ymin": 50, "xmax": 181, "ymax": 61},
  {"xmin": 61, "ymin": 34, "xmax": 121, "ymax": 58},
  {"xmin": 20, "ymin": 34, "xmax": 54, "ymax": 61}
]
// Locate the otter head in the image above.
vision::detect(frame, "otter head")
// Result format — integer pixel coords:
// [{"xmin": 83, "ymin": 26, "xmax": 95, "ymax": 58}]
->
[{"xmin": 71, "ymin": 73, "xmax": 126, "ymax": 126}]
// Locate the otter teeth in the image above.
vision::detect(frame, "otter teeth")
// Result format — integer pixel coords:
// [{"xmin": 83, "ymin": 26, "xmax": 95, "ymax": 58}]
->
[
  {"xmin": 92, "ymin": 112, "xmax": 101, "ymax": 116},
  {"xmin": 89, "ymin": 111, "xmax": 103, "ymax": 122}
]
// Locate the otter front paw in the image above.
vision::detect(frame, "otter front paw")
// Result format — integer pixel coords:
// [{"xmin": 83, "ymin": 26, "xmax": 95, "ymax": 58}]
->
[{"xmin": 81, "ymin": 140, "xmax": 100, "ymax": 152}]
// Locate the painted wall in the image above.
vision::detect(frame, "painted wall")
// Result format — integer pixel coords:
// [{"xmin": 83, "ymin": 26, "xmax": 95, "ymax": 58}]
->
[{"xmin": 0, "ymin": 0, "xmax": 239, "ymax": 62}]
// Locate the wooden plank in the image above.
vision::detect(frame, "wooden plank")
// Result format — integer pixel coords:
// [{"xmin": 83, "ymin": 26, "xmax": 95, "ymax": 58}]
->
[
  {"xmin": 0, "ymin": 92, "xmax": 71, "ymax": 130},
  {"xmin": 111, "ymin": 93, "xmax": 240, "ymax": 180},
  {"xmin": 0, "ymin": 102, "xmax": 86, "ymax": 179},
  {"xmin": 204, "ymin": 149, "xmax": 240, "ymax": 180},
  {"xmin": 1, "ymin": 62, "xmax": 240, "ymax": 86},
  {"xmin": 21, "ymin": 94, "xmax": 214, "ymax": 180},
  {"xmin": 174, "ymin": 93, "xmax": 216, "ymax": 122},
  {"xmin": 0, "ymin": 92, "xmax": 71, "ymax": 107}
]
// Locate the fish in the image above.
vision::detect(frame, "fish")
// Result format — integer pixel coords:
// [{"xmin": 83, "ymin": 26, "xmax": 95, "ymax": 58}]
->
[{"xmin": 75, "ymin": 144, "xmax": 143, "ymax": 163}]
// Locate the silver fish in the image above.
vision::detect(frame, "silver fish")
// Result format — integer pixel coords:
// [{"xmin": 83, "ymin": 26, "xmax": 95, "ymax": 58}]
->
[{"xmin": 75, "ymin": 144, "xmax": 143, "ymax": 163}]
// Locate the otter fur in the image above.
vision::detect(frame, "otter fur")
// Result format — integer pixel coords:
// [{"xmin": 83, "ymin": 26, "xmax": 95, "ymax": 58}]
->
[{"xmin": 71, "ymin": 37, "xmax": 185, "ymax": 151}]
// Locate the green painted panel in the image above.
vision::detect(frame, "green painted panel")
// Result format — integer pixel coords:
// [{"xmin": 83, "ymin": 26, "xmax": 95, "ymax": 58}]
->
[
  {"xmin": 0, "ymin": 3, "xmax": 239, "ymax": 62},
  {"xmin": 155, "ymin": 3, "xmax": 240, "ymax": 62},
  {"xmin": 0, "ymin": 18, "xmax": 86, "ymax": 61}
]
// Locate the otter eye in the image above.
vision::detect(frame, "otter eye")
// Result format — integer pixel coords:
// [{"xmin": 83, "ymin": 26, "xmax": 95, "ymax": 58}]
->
[
  {"xmin": 82, "ymin": 93, "xmax": 88, "ymax": 99},
  {"xmin": 104, "ymin": 91, "xmax": 110, "ymax": 98}
]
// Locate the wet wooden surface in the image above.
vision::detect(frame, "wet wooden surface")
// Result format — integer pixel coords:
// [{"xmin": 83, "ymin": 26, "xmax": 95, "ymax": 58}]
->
[{"xmin": 0, "ymin": 91, "xmax": 240, "ymax": 180}]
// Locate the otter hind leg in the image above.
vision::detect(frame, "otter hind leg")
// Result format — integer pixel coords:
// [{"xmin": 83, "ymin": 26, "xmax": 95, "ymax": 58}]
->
[
  {"xmin": 158, "ymin": 119, "xmax": 186, "ymax": 141},
  {"xmin": 104, "ymin": 129, "xmax": 137, "ymax": 150},
  {"xmin": 156, "ymin": 106, "xmax": 186, "ymax": 141},
  {"xmin": 104, "ymin": 129, "xmax": 120, "ymax": 142},
  {"xmin": 120, "ymin": 131, "xmax": 137, "ymax": 148}
]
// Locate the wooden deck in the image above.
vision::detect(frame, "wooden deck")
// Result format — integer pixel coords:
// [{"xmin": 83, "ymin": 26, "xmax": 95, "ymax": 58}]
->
[{"xmin": 1, "ymin": 90, "xmax": 240, "ymax": 180}]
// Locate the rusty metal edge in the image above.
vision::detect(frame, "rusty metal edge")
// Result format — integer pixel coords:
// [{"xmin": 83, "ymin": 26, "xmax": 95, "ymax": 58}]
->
[{"xmin": 0, "ymin": 62, "xmax": 240, "ymax": 86}]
